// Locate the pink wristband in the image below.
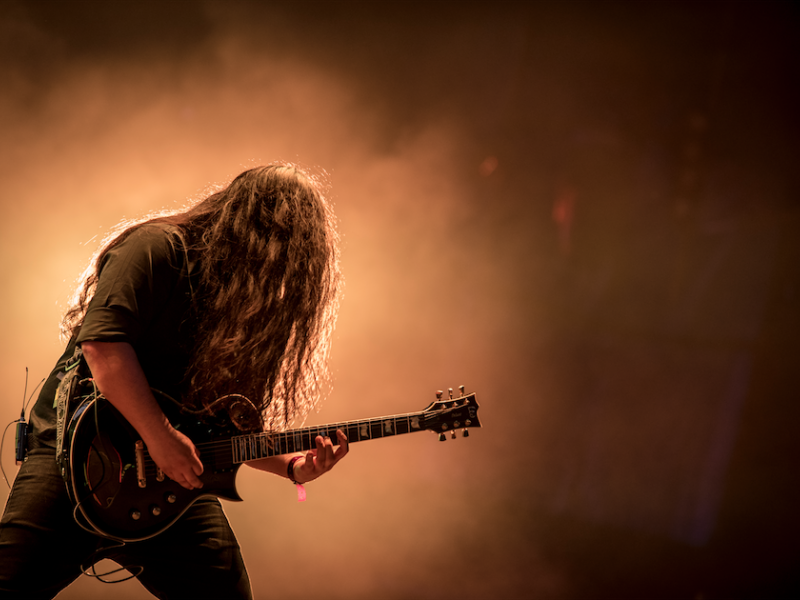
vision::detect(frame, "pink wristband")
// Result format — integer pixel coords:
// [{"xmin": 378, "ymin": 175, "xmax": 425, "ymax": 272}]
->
[{"xmin": 287, "ymin": 456, "xmax": 306, "ymax": 502}]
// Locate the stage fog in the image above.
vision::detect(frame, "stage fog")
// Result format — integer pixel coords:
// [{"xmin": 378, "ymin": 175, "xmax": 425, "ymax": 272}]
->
[{"xmin": 1, "ymin": 2, "xmax": 797, "ymax": 599}]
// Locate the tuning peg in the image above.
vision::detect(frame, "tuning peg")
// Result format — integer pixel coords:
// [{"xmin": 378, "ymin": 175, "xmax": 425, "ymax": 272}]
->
[
  {"xmin": 436, "ymin": 390, "xmax": 443, "ymax": 400},
  {"xmin": 459, "ymin": 385, "xmax": 465, "ymax": 396},
  {"xmin": 438, "ymin": 433, "xmax": 447, "ymax": 442},
  {"xmin": 448, "ymin": 388, "xmax": 453, "ymax": 399},
  {"xmin": 462, "ymin": 428, "xmax": 470, "ymax": 438},
  {"xmin": 450, "ymin": 430, "xmax": 457, "ymax": 439}
]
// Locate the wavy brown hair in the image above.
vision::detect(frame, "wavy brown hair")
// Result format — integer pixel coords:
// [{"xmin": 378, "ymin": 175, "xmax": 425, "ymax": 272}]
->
[{"xmin": 62, "ymin": 164, "xmax": 341, "ymax": 429}]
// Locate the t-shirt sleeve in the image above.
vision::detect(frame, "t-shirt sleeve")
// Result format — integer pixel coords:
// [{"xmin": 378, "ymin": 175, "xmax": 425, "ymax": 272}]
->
[{"xmin": 76, "ymin": 224, "xmax": 183, "ymax": 345}]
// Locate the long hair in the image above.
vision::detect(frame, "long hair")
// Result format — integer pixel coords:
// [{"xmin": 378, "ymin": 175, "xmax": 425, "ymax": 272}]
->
[{"xmin": 62, "ymin": 163, "xmax": 341, "ymax": 429}]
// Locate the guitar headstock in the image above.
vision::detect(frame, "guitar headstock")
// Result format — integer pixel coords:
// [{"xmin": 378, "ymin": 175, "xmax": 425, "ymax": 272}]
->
[{"xmin": 421, "ymin": 386, "xmax": 481, "ymax": 440}]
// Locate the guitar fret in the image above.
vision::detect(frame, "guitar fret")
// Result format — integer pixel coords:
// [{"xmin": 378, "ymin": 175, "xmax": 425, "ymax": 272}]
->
[
  {"xmin": 293, "ymin": 431, "xmax": 302, "ymax": 454},
  {"xmin": 396, "ymin": 415, "xmax": 409, "ymax": 436},
  {"xmin": 283, "ymin": 433, "xmax": 292, "ymax": 454},
  {"xmin": 259, "ymin": 434, "xmax": 268, "ymax": 459},
  {"xmin": 369, "ymin": 419, "xmax": 382, "ymax": 439}
]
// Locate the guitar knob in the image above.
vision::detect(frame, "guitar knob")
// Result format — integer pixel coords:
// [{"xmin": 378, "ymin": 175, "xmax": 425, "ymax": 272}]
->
[
  {"xmin": 130, "ymin": 510, "xmax": 141, "ymax": 521},
  {"xmin": 166, "ymin": 493, "xmax": 177, "ymax": 504},
  {"xmin": 151, "ymin": 505, "xmax": 162, "ymax": 516},
  {"xmin": 438, "ymin": 433, "xmax": 447, "ymax": 442}
]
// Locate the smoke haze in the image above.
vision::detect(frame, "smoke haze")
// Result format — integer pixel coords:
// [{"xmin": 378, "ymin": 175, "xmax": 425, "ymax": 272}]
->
[{"xmin": 1, "ymin": 1, "xmax": 798, "ymax": 599}]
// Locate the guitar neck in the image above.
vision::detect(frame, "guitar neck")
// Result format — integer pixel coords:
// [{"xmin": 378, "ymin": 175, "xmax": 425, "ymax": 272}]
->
[{"xmin": 231, "ymin": 411, "xmax": 427, "ymax": 463}]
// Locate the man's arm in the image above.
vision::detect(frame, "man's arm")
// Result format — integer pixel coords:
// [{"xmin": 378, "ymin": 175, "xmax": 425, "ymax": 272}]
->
[
  {"xmin": 81, "ymin": 340, "xmax": 204, "ymax": 490},
  {"xmin": 82, "ymin": 340, "xmax": 348, "ymax": 488}
]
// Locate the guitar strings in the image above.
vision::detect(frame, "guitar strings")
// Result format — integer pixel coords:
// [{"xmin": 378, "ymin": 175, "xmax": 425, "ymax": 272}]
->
[{"xmin": 135, "ymin": 412, "xmax": 428, "ymax": 475}]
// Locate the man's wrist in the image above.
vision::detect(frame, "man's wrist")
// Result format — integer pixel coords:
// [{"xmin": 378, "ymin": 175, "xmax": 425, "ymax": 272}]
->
[{"xmin": 287, "ymin": 455, "xmax": 304, "ymax": 485}]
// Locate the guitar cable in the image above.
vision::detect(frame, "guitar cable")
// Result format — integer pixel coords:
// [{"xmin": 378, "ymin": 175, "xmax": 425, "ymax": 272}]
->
[
  {"xmin": 76, "ymin": 530, "xmax": 143, "ymax": 584},
  {"xmin": 71, "ymin": 390, "xmax": 123, "ymax": 529},
  {"xmin": 1, "ymin": 370, "xmax": 145, "ymax": 583},
  {"xmin": 70, "ymin": 469, "xmax": 145, "ymax": 584},
  {"xmin": 0, "ymin": 422, "xmax": 17, "ymax": 489},
  {"xmin": 71, "ymin": 391, "xmax": 145, "ymax": 583},
  {"xmin": 1, "ymin": 369, "xmax": 43, "ymax": 488}
]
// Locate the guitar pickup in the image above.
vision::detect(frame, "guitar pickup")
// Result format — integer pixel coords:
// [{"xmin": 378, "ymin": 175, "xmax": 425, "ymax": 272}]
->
[{"xmin": 135, "ymin": 440, "xmax": 146, "ymax": 488}]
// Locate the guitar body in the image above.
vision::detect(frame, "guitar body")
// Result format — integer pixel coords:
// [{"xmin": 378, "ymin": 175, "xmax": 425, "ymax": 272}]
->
[{"xmin": 63, "ymin": 396, "xmax": 243, "ymax": 542}]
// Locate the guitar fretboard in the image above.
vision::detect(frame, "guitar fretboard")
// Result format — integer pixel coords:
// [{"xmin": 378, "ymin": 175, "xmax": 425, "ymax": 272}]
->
[{"xmin": 231, "ymin": 412, "xmax": 427, "ymax": 463}]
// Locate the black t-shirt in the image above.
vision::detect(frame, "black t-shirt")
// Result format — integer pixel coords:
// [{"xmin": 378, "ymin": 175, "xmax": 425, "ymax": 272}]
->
[{"xmin": 29, "ymin": 223, "xmax": 200, "ymax": 448}]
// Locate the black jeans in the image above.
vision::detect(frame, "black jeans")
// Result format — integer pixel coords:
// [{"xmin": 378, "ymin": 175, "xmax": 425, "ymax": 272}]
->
[{"xmin": 0, "ymin": 449, "xmax": 252, "ymax": 599}]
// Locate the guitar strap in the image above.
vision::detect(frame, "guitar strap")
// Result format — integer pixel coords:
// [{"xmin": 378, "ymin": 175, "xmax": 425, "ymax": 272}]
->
[{"xmin": 54, "ymin": 344, "xmax": 91, "ymax": 474}]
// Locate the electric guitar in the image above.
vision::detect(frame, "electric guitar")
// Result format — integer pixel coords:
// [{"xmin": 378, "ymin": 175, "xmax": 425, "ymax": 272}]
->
[{"xmin": 61, "ymin": 387, "xmax": 481, "ymax": 542}]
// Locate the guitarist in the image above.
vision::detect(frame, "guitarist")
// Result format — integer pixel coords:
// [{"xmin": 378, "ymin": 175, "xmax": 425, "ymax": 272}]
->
[{"xmin": 0, "ymin": 164, "xmax": 348, "ymax": 599}]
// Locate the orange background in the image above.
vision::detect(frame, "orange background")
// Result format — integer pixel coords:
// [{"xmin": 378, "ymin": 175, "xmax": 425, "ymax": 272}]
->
[{"xmin": 1, "ymin": 2, "xmax": 797, "ymax": 599}]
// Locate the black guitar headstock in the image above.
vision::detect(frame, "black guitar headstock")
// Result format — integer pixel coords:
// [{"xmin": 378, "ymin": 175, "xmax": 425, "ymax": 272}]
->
[{"xmin": 421, "ymin": 386, "xmax": 481, "ymax": 441}]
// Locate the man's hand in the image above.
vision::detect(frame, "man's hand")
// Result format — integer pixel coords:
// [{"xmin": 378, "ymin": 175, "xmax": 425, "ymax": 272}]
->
[
  {"xmin": 143, "ymin": 425, "xmax": 204, "ymax": 490},
  {"xmin": 245, "ymin": 429, "xmax": 349, "ymax": 483},
  {"xmin": 291, "ymin": 429, "xmax": 349, "ymax": 484}
]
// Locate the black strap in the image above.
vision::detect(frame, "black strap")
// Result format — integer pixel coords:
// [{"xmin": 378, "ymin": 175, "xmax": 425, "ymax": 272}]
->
[{"xmin": 54, "ymin": 345, "xmax": 87, "ymax": 472}]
